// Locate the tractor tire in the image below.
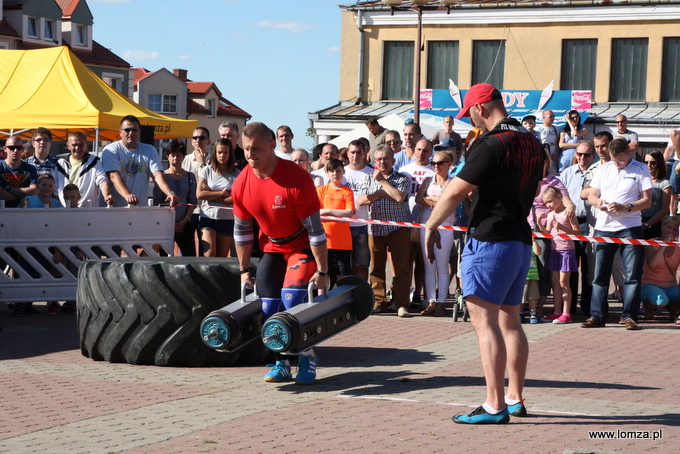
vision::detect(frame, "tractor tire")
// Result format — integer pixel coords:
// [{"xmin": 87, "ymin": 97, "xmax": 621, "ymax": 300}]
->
[{"xmin": 77, "ymin": 257, "xmax": 271, "ymax": 367}]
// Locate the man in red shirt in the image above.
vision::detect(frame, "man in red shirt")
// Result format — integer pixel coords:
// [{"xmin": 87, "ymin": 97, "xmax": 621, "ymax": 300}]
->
[{"xmin": 232, "ymin": 122, "xmax": 329, "ymax": 385}]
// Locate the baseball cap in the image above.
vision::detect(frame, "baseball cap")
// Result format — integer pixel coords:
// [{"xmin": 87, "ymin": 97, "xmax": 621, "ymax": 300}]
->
[
  {"xmin": 456, "ymin": 83, "xmax": 502, "ymax": 119},
  {"xmin": 434, "ymin": 138, "xmax": 457, "ymax": 150}
]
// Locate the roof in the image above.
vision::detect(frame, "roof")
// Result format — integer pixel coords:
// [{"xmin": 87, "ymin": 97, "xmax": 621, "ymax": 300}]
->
[
  {"xmin": 55, "ymin": 0, "xmax": 79, "ymax": 17},
  {"xmin": 342, "ymin": 0, "xmax": 680, "ymax": 9},
  {"xmin": 17, "ymin": 39, "xmax": 131, "ymax": 69},
  {"xmin": 186, "ymin": 81, "xmax": 221, "ymax": 97},
  {"xmin": 2, "ymin": 0, "xmax": 26, "ymax": 10},
  {"xmin": 186, "ymin": 98, "xmax": 210, "ymax": 115},
  {"xmin": 312, "ymin": 101, "xmax": 414, "ymax": 122},
  {"xmin": 133, "ymin": 67, "xmax": 154, "ymax": 88},
  {"xmin": 217, "ymin": 97, "xmax": 250, "ymax": 119},
  {"xmin": 0, "ymin": 20, "xmax": 20, "ymax": 38}
]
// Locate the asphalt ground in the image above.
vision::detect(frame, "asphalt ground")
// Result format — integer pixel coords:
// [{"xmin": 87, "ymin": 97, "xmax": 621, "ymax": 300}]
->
[{"xmin": 0, "ymin": 299, "xmax": 678, "ymax": 454}]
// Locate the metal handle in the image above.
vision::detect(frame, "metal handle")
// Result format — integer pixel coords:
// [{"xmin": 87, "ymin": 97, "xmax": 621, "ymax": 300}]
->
[
  {"xmin": 241, "ymin": 280, "xmax": 256, "ymax": 301},
  {"xmin": 307, "ymin": 280, "xmax": 328, "ymax": 303}
]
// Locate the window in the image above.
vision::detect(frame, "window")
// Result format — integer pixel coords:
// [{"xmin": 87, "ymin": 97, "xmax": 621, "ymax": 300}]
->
[
  {"xmin": 103, "ymin": 74, "xmax": 124, "ymax": 93},
  {"xmin": 610, "ymin": 38, "xmax": 648, "ymax": 102},
  {"xmin": 27, "ymin": 17, "xmax": 38, "ymax": 38},
  {"xmin": 427, "ymin": 41, "xmax": 459, "ymax": 89},
  {"xmin": 661, "ymin": 37, "xmax": 680, "ymax": 102},
  {"xmin": 76, "ymin": 25, "xmax": 87, "ymax": 46},
  {"xmin": 561, "ymin": 39, "xmax": 597, "ymax": 94},
  {"xmin": 44, "ymin": 20, "xmax": 54, "ymax": 41},
  {"xmin": 207, "ymin": 98, "xmax": 215, "ymax": 117},
  {"xmin": 148, "ymin": 94, "xmax": 178, "ymax": 114},
  {"xmin": 382, "ymin": 41, "xmax": 414, "ymax": 100},
  {"xmin": 472, "ymin": 40, "xmax": 505, "ymax": 89}
]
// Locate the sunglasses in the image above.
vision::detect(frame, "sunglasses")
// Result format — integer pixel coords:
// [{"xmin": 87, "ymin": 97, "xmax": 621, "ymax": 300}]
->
[
  {"xmin": 432, "ymin": 160, "xmax": 451, "ymax": 166},
  {"xmin": 122, "ymin": 128, "xmax": 139, "ymax": 133},
  {"xmin": 192, "ymin": 135, "xmax": 208, "ymax": 141},
  {"xmin": 386, "ymin": 139, "xmax": 401, "ymax": 144},
  {"xmin": 4, "ymin": 145, "xmax": 22, "ymax": 151},
  {"xmin": 576, "ymin": 153, "xmax": 594, "ymax": 157},
  {"xmin": 644, "ymin": 161, "xmax": 658, "ymax": 166}
]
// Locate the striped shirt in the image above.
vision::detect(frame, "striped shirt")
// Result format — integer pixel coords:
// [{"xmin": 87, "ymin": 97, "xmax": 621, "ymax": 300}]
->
[{"xmin": 359, "ymin": 170, "xmax": 411, "ymax": 237}]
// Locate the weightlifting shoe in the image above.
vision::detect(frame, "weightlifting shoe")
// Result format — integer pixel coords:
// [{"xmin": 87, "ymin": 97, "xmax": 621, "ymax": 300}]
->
[
  {"xmin": 508, "ymin": 399, "xmax": 527, "ymax": 417},
  {"xmin": 295, "ymin": 352, "xmax": 318, "ymax": 385},
  {"xmin": 264, "ymin": 360, "xmax": 292, "ymax": 382}
]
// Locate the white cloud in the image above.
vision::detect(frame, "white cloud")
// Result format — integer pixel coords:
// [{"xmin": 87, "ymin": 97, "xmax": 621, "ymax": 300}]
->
[
  {"xmin": 177, "ymin": 54, "xmax": 191, "ymax": 60},
  {"xmin": 232, "ymin": 35, "xmax": 256, "ymax": 41},
  {"xmin": 324, "ymin": 46, "xmax": 340, "ymax": 53},
  {"xmin": 253, "ymin": 20, "xmax": 314, "ymax": 34},
  {"xmin": 122, "ymin": 50, "xmax": 159, "ymax": 62}
]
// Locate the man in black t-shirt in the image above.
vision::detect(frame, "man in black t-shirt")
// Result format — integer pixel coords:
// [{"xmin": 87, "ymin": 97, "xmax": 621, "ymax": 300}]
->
[{"xmin": 425, "ymin": 83, "xmax": 543, "ymax": 425}]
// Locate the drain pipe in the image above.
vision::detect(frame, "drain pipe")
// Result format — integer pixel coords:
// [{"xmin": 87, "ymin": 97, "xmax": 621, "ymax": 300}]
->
[{"xmin": 355, "ymin": 10, "xmax": 364, "ymax": 105}]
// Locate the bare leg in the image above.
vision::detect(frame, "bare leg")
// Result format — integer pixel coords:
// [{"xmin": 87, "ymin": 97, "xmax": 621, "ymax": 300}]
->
[
  {"xmin": 499, "ymin": 303, "xmax": 528, "ymax": 403},
  {"xmin": 465, "ymin": 295, "xmax": 505, "ymax": 410}
]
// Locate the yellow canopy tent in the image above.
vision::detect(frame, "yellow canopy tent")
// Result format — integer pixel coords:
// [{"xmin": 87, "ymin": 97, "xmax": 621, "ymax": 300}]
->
[{"xmin": 0, "ymin": 46, "xmax": 197, "ymax": 144}]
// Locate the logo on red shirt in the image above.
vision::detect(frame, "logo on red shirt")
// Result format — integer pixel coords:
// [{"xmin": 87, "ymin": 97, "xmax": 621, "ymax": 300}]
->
[{"xmin": 272, "ymin": 195, "xmax": 286, "ymax": 209}]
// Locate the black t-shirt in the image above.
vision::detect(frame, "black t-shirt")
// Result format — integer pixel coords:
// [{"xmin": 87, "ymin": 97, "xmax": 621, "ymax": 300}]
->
[{"xmin": 456, "ymin": 118, "xmax": 544, "ymax": 245}]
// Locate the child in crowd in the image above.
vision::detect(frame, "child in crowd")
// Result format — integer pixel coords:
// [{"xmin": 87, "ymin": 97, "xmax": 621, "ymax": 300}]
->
[
  {"xmin": 62, "ymin": 183, "xmax": 82, "ymax": 209},
  {"xmin": 641, "ymin": 215, "xmax": 680, "ymax": 323},
  {"xmin": 317, "ymin": 158, "xmax": 355, "ymax": 286},
  {"xmin": 539, "ymin": 186, "xmax": 581, "ymax": 324},
  {"xmin": 525, "ymin": 239, "xmax": 542, "ymax": 324},
  {"xmin": 24, "ymin": 173, "xmax": 63, "ymax": 208},
  {"xmin": 56, "ymin": 183, "xmax": 82, "ymax": 314}
]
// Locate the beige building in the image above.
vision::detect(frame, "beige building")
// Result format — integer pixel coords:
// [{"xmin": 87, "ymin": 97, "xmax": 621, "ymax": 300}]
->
[{"xmin": 311, "ymin": 0, "xmax": 680, "ymax": 147}]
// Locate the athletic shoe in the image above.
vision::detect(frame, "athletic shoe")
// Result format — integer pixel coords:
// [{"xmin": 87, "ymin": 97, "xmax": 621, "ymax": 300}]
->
[
  {"xmin": 263, "ymin": 360, "xmax": 292, "ymax": 382},
  {"xmin": 529, "ymin": 315, "xmax": 539, "ymax": 324},
  {"xmin": 625, "ymin": 318, "xmax": 640, "ymax": 331},
  {"xmin": 552, "ymin": 314, "xmax": 572, "ymax": 324},
  {"xmin": 545, "ymin": 312, "xmax": 560, "ymax": 321},
  {"xmin": 508, "ymin": 399, "xmax": 527, "ymax": 417},
  {"xmin": 397, "ymin": 307, "xmax": 410, "ymax": 318},
  {"xmin": 452, "ymin": 406, "xmax": 510, "ymax": 425},
  {"xmin": 46, "ymin": 302, "xmax": 60, "ymax": 316},
  {"xmin": 295, "ymin": 353, "xmax": 318, "ymax": 385}
]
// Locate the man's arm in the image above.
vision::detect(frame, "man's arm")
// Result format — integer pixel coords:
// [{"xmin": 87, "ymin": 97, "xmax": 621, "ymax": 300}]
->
[
  {"xmin": 672, "ymin": 130, "xmax": 680, "ymax": 159},
  {"xmin": 100, "ymin": 181, "xmax": 114, "ymax": 206},
  {"xmin": 152, "ymin": 170, "xmax": 179, "ymax": 208},
  {"xmin": 375, "ymin": 172, "xmax": 407, "ymax": 203},
  {"xmin": 234, "ymin": 216, "xmax": 255, "ymax": 285},
  {"xmin": 107, "ymin": 170, "xmax": 137, "ymax": 205}
]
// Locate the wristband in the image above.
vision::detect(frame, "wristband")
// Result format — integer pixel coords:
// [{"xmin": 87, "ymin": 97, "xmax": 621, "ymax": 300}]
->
[
  {"xmin": 316, "ymin": 270, "xmax": 329, "ymax": 277},
  {"xmin": 240, "ymin": 269, "xmax": 250, "ymax": 274},
  {"xmin": 167, "ymin": 191, "xmax": 176, "ymax": 195}
]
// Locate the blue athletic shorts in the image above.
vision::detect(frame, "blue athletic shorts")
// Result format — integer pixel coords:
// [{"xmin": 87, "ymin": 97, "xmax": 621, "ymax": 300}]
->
[{"xmin": 461, "ymin": 238, "xmax": 531, "ymax": 306}]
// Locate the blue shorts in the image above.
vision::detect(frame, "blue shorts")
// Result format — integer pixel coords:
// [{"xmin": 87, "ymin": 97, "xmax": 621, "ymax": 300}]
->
[
  {"xmin": 461, "ymin": 238, "xmax": 531, "ymax": 306},
  {"xmin": 547, "ymin": 249, "xmax": 577, "ymax": 272},
  {"xmin": 199, "ymin": 217, "xmax": 234, "ymax": 237},
  {"xmin": 350, "ymin": 226, "xmax": 370, "ymax": 268}
]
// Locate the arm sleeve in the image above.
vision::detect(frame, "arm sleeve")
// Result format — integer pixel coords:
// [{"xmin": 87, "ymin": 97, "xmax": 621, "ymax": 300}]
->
[
  {"xmin": 301, "ymin": 212, "xmax": 327, "ymax": 247},
  {"xmin": 234, "ymin": 216, "xmax": 254, "ymax": 245}
]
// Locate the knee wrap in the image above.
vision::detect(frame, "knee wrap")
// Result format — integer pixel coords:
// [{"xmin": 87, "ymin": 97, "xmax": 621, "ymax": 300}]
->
[
  {"xmin": 261, "ymin": 297, "xmax": 284, "ymax": 322},
  {"xmin": 281, "ymin": 288, "xmax": 308, "ymax": 310}
]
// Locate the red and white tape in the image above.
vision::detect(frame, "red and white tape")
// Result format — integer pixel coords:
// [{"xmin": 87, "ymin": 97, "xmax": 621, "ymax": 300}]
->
[{"xmin": 178, "ymin": 203, "xmax": 680, "ymax": 248}]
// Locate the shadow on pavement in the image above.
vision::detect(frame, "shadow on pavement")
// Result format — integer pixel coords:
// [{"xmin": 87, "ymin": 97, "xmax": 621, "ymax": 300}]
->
[{"xmin": 0, "ymin": 308, "xmax": 79, "ymax": 360}]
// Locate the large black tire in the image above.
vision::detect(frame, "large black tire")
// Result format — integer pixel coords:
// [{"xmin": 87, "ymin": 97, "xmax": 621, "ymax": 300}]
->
[{"xmin": 77, "ymin": 257, "xmax": 272, "ymax": 367}]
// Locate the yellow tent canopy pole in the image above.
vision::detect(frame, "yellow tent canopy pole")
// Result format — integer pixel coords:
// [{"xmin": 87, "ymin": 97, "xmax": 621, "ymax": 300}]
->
[{"xmin": 0, "ymin": 46, "xmax": 197, "ymax": 143}]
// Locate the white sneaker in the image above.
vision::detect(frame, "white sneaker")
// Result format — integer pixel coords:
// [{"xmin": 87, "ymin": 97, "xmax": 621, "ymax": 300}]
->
[{"xmin": 397, "ymin": 307, "xmax": 410, "ymax": 318}]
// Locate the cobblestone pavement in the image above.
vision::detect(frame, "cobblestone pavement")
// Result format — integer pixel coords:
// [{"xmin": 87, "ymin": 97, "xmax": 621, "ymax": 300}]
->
[{"xmin": 0, "ymin": 302, "xmax": 678, "ymax": 454}]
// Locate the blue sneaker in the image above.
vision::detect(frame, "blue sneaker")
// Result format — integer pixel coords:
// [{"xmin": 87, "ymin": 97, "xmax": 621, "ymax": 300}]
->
[
  {"xmin": 452, "ymin": 406, "xmax": 510, "ymax": 424},
  {"xmin": 295, "ymin": 353, "xmax": 318, "ymax": 385},
  {"xmin": 508, "ymin": 400, "xmax": 527, "ymax": 417},
  {"xmin": 529, "ymin": 314, "xmax": 538, "ymax": 324},
  {"xmin": 264, "ymin": 360, "xmax": 292, "ymax": 382}
]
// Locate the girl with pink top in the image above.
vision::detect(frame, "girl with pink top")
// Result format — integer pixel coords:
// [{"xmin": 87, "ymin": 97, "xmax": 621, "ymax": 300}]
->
[{"xmin": 538, "ymin": 186, "xmax": 581, "ymax": 323}]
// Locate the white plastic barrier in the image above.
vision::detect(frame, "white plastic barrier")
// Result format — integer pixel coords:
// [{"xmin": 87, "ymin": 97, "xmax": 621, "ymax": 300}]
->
[{"xmin": 0, "ymin": 206, "xmax": 174, "ymax": 303}]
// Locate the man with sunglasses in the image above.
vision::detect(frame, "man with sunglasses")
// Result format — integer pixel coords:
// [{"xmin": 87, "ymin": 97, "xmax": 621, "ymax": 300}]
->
[
  {"xmin": 102, "ymin": 115, "xmax": 178, "ymax": 207},
  {"xmin": 182, "ymin": 127, "xmax": 212, "ymax": 178},
  {"xmin": 1, "ymin": 136, "xmax": 38, "ymax": 207},
  {"xmin": 615, "ymin": 115, "xmax": 639, "ymax": 159},
  {"xmin": 560, "ymin": 141, "xmax": 596, "ymax": 316}
]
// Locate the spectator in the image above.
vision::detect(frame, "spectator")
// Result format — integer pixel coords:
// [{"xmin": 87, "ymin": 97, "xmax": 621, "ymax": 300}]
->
[
  {"xmin": 384, "ymin": 130, "xmax": 403, "ymax": 161},
  {"xmin": 183, "ymin": 126, "xmax": 212, "ymax": 177},
  {"xmin": 290, "ymin": 148, "xmax": 312, "ymax": 173},
  {"xmin": 394, "ymin": 123, "xmax": 421, "ymax": 171},
  {"xmin": 58, "ymin": 132, "xmax": 113, "ymax": 207},
  {"xmin": 22, "ymin": 143, "xmax": 34, "ymax": 160},
  {"xmin": 535, "ymin": 109, "xmax": 560, "ymax": 175},
  {"xmin": 197, "ymin": 138, "xmax": 240, "ymax": 257},
  {"xmin": 153, "ymin": 140, "xmax": 198, "ymax": 257},
  {"xmin": 359, "ymin": 144, "xmax": 411, "ymax": 317},
  {"xmin": 219, "ymin": 121, "xmax": 247, "ymax": 170},
  {"xmin": 57, "ymin": 183, "xmax": 82, "ymax": 314},
  {"xmin": 311, "ymin": 143, "xmax": 339, "ymax": 177},
  {"xmin": 640, "ymin": 215, "xmax": 680, "ymax": 324},
  {"xmin": 400, "ymin": 138, "xmax": 435, "ymax": 308},
  {"xmin": 522, "ymin": 115, "xmax": 541, "ymax": 141},
  {"xmin": 615, "ymin": 115, "xmax": 639, "ymax": 158},
  {"xmin": 275, "ymin": 125, "xmax": 294, "ymax": 160},
  {"xmin": 343, "ymin": 140, "xmax": 373, "ymax": 280},
  {"xmin": 366, "ymin": 118, "xmax": 388, "ymax": 158},
  {"xmin": 339, "ymin": 147, "xmax": 349, "ymax": 166},
  {"xmin": 416, "ymin": 149, "xmax": 456, "ymax": 316},
  {"xmin": 559, "ymin": 141, "xmax": 596, "ymax": 316},
  {"xmin": 641, "ymin": 150, "xmax": 671, "ymax": 240},
  {"xmin": 102, "ymin": 115, "xmax": 178, "ymax": 208},
  {"xmin": 317, "ymin": 158, "xmax": 356, "ymax": 286},
  {"xmin": 558, "ymin": 110, "xmax": 587, "ymax": 172},
  {"xmin": 25, "ymin": 173, "xmax": 63, "ymax": 208},
  {"xmin": 430, "ymin": 115, "xmax": 464, "ymax": 155},
  {"xmin": 25, "ymin": 128, "xmax": 65, "ymax": 195},
  {"xmin": 663, "ymin": 129, "xmax": 680, "ymax": 215},
  {"xmin": 0, "ymin": 136, "xmax": 38, "ymax": 207},
  {"xmin": 584, "ymin": 138, "xmax": 652, "ymax": 330}
]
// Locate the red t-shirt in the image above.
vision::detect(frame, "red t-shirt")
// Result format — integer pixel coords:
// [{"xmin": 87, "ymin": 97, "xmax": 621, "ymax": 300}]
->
[{"xmin": 232, "ymin": 158, "xmax": 320, "ymax": 253}]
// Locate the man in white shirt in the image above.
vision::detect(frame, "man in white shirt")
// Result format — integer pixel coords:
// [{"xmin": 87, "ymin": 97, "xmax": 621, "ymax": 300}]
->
[
  {"xmin": 535, "ymin": 109, "xmax": 560, "ymax": 175},
  {"xmin": 615, "ymin": 115, "xmax": 639, "ymax": 158},
  {"xmin": 275, "ymin": 125, "xmax": 294, "ymax": 160},
  {"xmin": 343, "ymin": 140, "xmax": 373, "ymax": 279},
  {"xmin": 58, "ymin": 132, "xmax": 113, "ymax": 207},
  {"xmin": 583, "ymin": 138, "xmax": 652, "ymax": 330},
  {"xmin": 182, "ymin": 127, "xmax": 211, "ymax": 178}
]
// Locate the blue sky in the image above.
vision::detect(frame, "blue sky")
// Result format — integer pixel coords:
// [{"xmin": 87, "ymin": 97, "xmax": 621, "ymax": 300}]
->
[{"xmin": 88, "ymin": 0, "xmax": 343, "ymax": 150}]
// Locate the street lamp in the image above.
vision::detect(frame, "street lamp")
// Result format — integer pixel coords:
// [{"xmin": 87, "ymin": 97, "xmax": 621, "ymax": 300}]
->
[{"xmin": 382, "ymin": 1, "xmax": 455, "ymax": 124}]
